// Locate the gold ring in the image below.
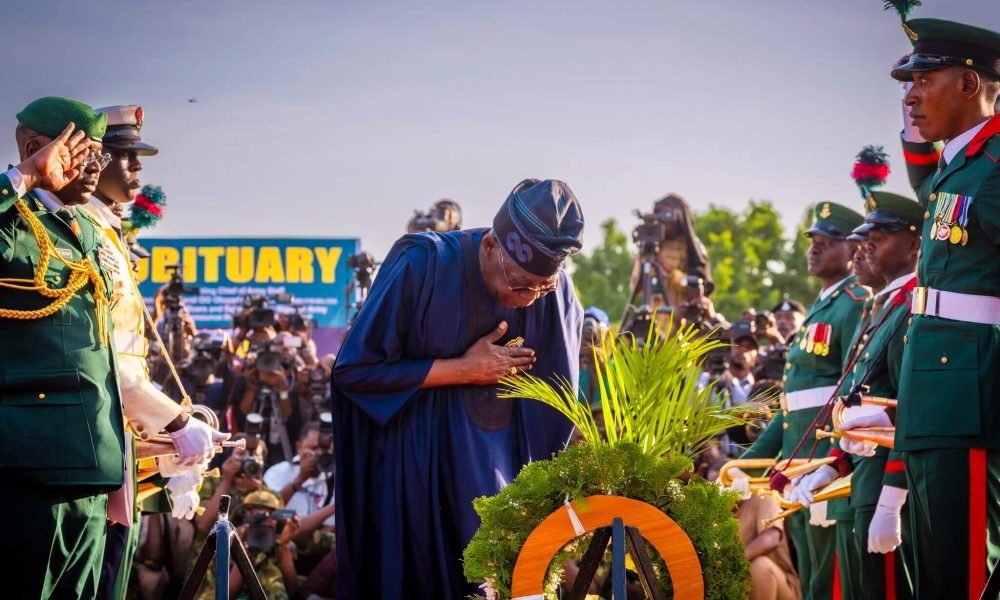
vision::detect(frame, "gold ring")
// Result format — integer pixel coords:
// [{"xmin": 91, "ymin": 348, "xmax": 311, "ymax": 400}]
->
[{"xmin": 508, "ymin": 367, "xmax": 517, "ymax": 376}]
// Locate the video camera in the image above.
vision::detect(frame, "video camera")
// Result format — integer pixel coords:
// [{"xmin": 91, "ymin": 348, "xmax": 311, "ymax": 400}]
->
[
  {"xmin": 347, "ymin": 252, "xmax": 377, "ymax": 288},
  {"xmin": 631, "ymin": 209, "xmax": 671, "ymax": 255},
  {"xmin": 244, "ymin": 508, "xmax": 297, "ymax": 551},
  {"xmin": 233, "ymin": 294, "xmax": 291, "ymax": 330},
  {"xmin": 163, "ymin": 265, "xmax": 200, "ymax": 304},
  {"xmin": 407, "ymin": 200, "xmax": 461, "ymax": 233},
  {"xmin": 182, "ymin": 333, "xmax": 224, "ymax": 388}
]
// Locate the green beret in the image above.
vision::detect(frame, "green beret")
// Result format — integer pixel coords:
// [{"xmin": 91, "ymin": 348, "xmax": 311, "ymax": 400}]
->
[
  {"xmin": 16, "ymin": 96, "xmax": 106, "ymax": 139},
  {"xmin": 805, "ymin": 202, "xmax": 865, "ymax": 241},
  {"xmin": 854, "ymin": 191, "xmax": 924, "ymax": 236},
  {"xmin": 892, "ymin": 18, "xmax": 1000, "ymax": 81}
]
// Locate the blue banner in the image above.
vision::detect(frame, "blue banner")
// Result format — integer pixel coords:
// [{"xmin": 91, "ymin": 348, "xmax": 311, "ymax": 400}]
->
[{"xmin": 135, "ymin": 237, "xmax": 360, "ymax": 329}]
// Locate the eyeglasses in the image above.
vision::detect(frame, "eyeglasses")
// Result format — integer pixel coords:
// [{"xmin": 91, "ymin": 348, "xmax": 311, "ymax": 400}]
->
[
  {"xmin": 80, "ymin": 151, "xmax": 112, "ymax": 171},
  {"xmin": 498, "ymin": 249, "xmax": 558, "ymax": 299}
]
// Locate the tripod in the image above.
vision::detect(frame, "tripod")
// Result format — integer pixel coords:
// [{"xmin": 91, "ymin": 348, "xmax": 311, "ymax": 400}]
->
[
  {"xmin": 179, "ymin": 495, "xmax": 266, "ymax": 600},
  {"xmin": 618, "ymin": 244, "xmax": 672, "ymax": 343}
]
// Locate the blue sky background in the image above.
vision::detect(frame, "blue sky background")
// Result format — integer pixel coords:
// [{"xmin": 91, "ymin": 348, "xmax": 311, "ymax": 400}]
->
[{"xmin": 4, "ymin": 0, "xmax": 994, "ymax": 260}]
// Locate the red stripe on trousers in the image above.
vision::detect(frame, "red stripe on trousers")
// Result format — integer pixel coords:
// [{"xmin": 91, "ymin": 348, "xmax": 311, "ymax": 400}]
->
[
  {"xmin": 903, "ymin": 148, "xmax": 941, "ymax": 165},
  {"xmin": 833, "ymin": 551, "xmax": 841, "ymax": 600},
  {"xmin": 885, "ymin": 551, "xmax": 896, "ymax": 599},
  {"xmin": 969, "ymin": 448, "xmax": 987, "ymax": 600}
]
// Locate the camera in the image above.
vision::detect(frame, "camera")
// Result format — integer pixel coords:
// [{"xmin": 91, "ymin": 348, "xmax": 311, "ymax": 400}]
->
[
  {"xmin": 164, "ymin": 265, "xmax": 200, "ymax": 300},
  {"xmin": 632, "ymin": 210, "xmax": 668, "ymax": 250},
  {"xmin": 241, "ymin": 456, "xmax": 264, "ymax": 479},
  {"xmin": 757, "ymin": 344, "xmax": 789, "ymax": 381},
  {"xmin": 244, "ymin": 508, "xmax": 297, "ymax": 551},
  {"xmin": 233, "ymin": 295, "xmax": 276, "ymax": 330},
  {"xmin": 407, "ymin": 200, "xmax": 461, "ymax": 233},
  {"xmin": 316, "ymin": 412, "xmax": 334, "ymax": 473},
  {"xmin": 182, "ymin": 333, "xmax": 223, "ymax": 387},
  {"xmin": 253, "ymin": 350, "xmax": 283, "ymax": 373},
  {"xmin": 754, "ymin": 311, "xmax": 773, "ymax": 333}
]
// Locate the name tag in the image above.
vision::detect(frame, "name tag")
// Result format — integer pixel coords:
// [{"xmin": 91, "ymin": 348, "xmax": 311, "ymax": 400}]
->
[{"xmin": 55, "ymin": 247, "xmax": 74, "ymax": 260}]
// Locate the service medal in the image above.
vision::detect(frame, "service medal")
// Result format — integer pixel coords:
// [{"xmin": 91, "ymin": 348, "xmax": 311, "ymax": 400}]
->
[
  {"xmin": 949, "ymin": 224, "xmax": 963, "ymax": 245},
  {"xmin": 936, "ymin": 222, "xmax": 952, "ymax": 241},
  {"xmin": 806, "ymin": 340, "xmax": 815, "ymax": 353},
  {"xmin": 962, "ymin": 227, "xmax": 969, "ymax": 246},
  {"xmin": 820, "ymin": 344, "xmax": 829, "ymax": 357}
]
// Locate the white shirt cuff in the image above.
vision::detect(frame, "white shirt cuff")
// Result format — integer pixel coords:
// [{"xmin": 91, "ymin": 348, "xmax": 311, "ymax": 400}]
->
[{"xmin": 4, "ymin": 167, "xmax": 26, "ymax": 198}]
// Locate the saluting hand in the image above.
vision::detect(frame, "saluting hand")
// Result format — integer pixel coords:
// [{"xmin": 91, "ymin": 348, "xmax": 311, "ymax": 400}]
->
[
  {"xmin": 459, "ymin": 321, "xmax": 536, "ymax": 385},
  {"xmin": 17, "ymin": 123, "xmax": 91, "ymax": 193}
]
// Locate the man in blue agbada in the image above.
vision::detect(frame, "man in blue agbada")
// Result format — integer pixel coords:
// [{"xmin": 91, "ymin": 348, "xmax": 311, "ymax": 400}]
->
[{"xmin": 333, "ymin": 179, "xmax": 585, "ymax": 599}]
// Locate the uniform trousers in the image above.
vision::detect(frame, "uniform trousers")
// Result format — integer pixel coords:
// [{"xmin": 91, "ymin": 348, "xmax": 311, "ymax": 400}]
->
[
  {"xmin": 904, "ymin": 448, "xmax": 1000, "ymax": 599},
  {"xmin": 0, "ymin": 479, "xmax": 108, "ymax": 599}
]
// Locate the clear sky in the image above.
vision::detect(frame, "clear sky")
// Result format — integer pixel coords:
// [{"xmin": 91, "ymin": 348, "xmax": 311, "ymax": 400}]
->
[{"xmin": 4, "ymin": 0, "xmax": 994, "ymax": 261}]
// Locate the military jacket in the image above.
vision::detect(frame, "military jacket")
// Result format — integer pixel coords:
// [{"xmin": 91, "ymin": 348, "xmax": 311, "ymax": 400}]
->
[
  {"xmin": 742, "ymin": 276, "xmax": 870, "ymax": 461},
  {"xmin": 827, "ymin": 297, "xmax": 876, "ymax": 521},
  {"xmin": 0, "ymin": 172, "xmax": 125, "ymax": 489},
  {"xmin": 897, "ymin": 117, "xmax": 1000, "ymax": 450},
  {"xmin": 840, "ymin": 278, "xmax": 914, "ymax": 509}
]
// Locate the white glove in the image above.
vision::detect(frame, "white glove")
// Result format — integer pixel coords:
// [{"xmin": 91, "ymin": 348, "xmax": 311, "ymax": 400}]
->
[
  {"xmin": 168, "ymin": 416, "xmax": 230, "ymax": 467},
  {"xmin": 166, "ymin": 471, "xmax": 204, "ymax": 520},
  {"xmin": 838, "ymin": 411, "xmax": 891, "ymax": 457},
  {"xmin": 157, "ymin": 454, "xmax": 209, "ymax": 478},
  {"xmin": 868, "ymin": 486, "xmax": 907, "ymax": 554},
  {"xmin": 716, "ymin": 468, "xmax": 751, "ymax": 500},
  {"xmin": 901, "ymin": 82, "xmax": 926, "ymax": 142},
  {"xmin": 788, "ymin": 465, "xmax": 838, "ymax": 508},
  {"xmin": 809, "ymin": 501, "xmax": 836, "ymax": 528}
]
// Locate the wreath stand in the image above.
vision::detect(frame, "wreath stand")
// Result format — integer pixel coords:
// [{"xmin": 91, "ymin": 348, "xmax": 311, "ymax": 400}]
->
[{"xmin": 509, "ymin": 496, "xmax": 704, "ymax": 600}]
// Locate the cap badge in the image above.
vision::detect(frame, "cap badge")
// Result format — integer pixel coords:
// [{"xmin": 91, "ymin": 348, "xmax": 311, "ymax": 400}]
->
[
  {"xmin": 135, "ymin": 106, "xmax": 143, "ymax": 130},
  {"xmin": 820, "ymin": 203, "xmax": 832, "ymax": 219},
  {"xmin": 902, "ymin": 22, "xmax": 918, "ymax": 42}
]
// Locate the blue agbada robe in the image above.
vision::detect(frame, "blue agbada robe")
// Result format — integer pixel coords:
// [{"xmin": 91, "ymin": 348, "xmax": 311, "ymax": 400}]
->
[{"xmin": 333, "ymin": 228, "xmax": 582, "ymax": 599}]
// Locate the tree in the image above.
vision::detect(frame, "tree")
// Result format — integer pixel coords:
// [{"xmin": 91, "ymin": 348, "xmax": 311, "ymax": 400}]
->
[
  {"xmin": 694, "ymin": 200, "xmax": 819, "ymax": 320},
  {"xmin": 568, "ymin": 219, "xmax": 635, "ymax": 322}
]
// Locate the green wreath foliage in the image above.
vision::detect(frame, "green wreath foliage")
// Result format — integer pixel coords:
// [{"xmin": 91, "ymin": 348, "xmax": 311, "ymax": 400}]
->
[{"xmin": 463, "ymin": 441, "xmax": 750, "ymax": 599}]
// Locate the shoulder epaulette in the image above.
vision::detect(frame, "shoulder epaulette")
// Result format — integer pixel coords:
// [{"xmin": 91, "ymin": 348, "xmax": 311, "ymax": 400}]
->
[
  {"xmin": 843, "ymin": 283, "xmax": 871, "ymax": 302},
  {"xmin": 983, "ymin": 134, "xmax": 1000, "ymax": 164}
]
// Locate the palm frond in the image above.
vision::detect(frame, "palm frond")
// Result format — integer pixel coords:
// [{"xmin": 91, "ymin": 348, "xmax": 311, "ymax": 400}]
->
[{"xmin": 499, "ymin": 320, "xmax": 769, "ymax": 458}]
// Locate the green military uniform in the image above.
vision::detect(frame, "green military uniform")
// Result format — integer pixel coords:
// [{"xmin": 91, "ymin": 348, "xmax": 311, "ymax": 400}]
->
[
  {"xmin": 891, "ymin": 18, "xmax": 1000, "ymax": 599},
  {"xmin": 0, "ymin": 98, "xmax": 126, "ymax": 599},
  {"xmin": 743, "ymin": 202, "xmax": 869, "ymax": 600},
  {"xmin": 827, "ymin": 297, "xmax": 871, "ymax": 599},
  {"xmin": 829, "ymin": 192, "xmax": 926, "ymax": 599}
]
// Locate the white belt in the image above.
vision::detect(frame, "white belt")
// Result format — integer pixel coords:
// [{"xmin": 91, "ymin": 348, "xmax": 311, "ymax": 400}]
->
[
  {"xmin": 114, "ymin": 331, "xmax": 147, "ymax": 356},
  {"xmin": 783, "ymin": 386, "xmax": 837, "ymax": 412},
  {"xmin": 912, "ymin": 287, "xmax": 1000, "ymax": 325}
]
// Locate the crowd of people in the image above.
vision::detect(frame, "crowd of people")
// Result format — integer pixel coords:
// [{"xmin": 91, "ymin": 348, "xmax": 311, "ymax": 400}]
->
[{"xmin": 1, "ymin": 10, "xmax": 998, "ymax": 600}]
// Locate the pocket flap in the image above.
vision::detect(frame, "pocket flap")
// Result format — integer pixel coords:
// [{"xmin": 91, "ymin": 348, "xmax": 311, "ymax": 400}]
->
[
  {"xmin": 2, "ymin": 368, "xmax": 82, "ymax": 402},
  {"xmin": 910, "ymin": 332, "xmax": 977, "ymax": 370}
]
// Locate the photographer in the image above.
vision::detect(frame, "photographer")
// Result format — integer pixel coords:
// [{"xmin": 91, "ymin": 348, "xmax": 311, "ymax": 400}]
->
[
  {"xmin": 240, "ymin": 331, "xmax": 306, "ymax": 464},
  {"xmin": 263, "ymin": 422, "xmax": 336, "ymax": 571},
  {"xmin": 751, "ymin": 308, "xmax": 795, "ymax": 382},
  {"xmin": 405, "ymin": 198, "xmax": 462, "ymax": 233},
  {"xmin": 727, "ymin": 322, "xmax": 759, "ymax": 407},
  {"xmin": 226, "ymin": 490, "xmax": 300, "ymax": 600},
  {"xmin": 628, "ymin": 193, "xmax": 713, "ymax": 310}
]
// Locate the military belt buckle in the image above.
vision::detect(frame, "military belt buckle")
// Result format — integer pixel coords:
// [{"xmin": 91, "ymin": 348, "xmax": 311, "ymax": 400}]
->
[{"xmin": 912, "ymin": 286, "xmax": 928, "ymax": 315}]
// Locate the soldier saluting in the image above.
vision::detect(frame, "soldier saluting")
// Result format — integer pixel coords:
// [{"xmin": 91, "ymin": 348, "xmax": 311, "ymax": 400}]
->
[
  {"xmin": 843, "ymin": 16, "xmax": 1000, "ymax": 598},
  {"xmin": 0, "ymin": 97, "xmax": 126, "ymax": 598}
]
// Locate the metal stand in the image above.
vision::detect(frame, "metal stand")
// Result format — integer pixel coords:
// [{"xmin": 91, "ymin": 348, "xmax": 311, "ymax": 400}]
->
[
  {"xmin": 178, "ymin": 495, "xmax": 266, "ymax": 600},
  {"xmin": 619, "ymin": 249, "xmax": 672, "ymax": 344},
  {"xmin": 566, "ymin": 518, "xmax": 665, "ymax": 600}
]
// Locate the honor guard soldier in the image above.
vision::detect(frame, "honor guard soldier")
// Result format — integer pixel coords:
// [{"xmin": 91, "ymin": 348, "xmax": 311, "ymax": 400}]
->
[
  {"xmin": 735, "ymin": 202, "xmax": 869, "ymax": 600},
  {"xmin": 85, "ymin": 105, "xmax": 227, "ymax": 600},
  {"xmin": 793, "ymin": 192, "xmax": 924, "ymax": 599},
  {"xmin": 0, "ymin": 97, "xmax": 125, "ymax": 599},
  {"xmin": 862, "ymin": 17, "xmax": 1000, "ymax": 598}
]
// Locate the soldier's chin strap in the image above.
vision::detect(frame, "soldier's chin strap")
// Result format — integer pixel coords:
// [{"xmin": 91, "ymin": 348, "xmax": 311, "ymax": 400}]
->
[{"xmin": 139, "ymin": 296, "xmax": 192, "ymax": 407}]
